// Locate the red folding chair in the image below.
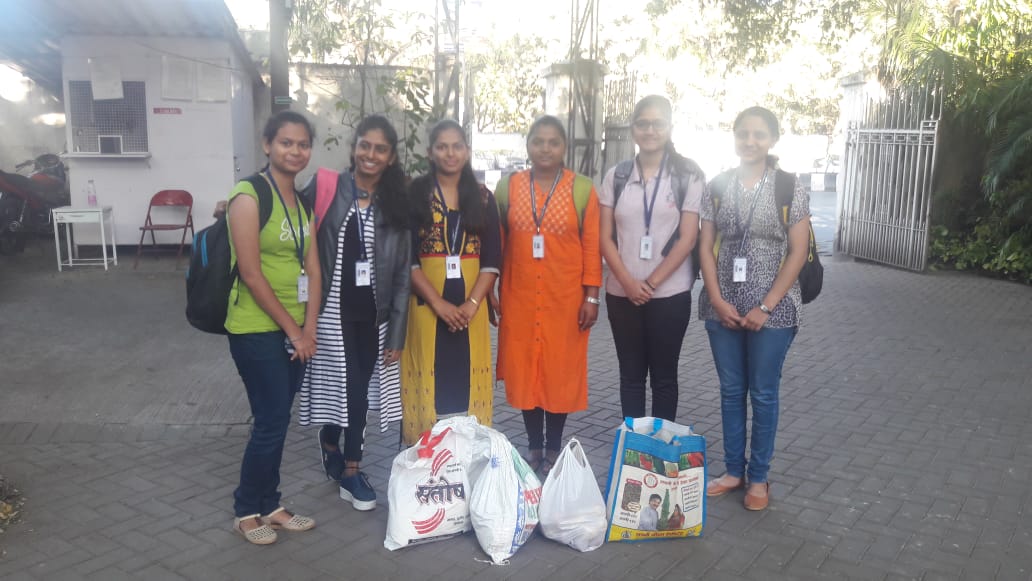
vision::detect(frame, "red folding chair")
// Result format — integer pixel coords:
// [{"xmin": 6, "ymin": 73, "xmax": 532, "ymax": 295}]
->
[{"xmin": 134, "ymin": 190, "xmax": 194, "ymax": 269}]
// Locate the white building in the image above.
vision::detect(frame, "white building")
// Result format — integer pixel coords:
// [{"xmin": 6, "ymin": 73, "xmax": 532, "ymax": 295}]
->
[{"xmin": 0, "ymin": 0, "xmax": 264, "ymax": 245}]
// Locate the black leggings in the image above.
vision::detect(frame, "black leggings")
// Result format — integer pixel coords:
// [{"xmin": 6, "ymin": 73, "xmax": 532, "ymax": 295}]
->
[
  {"xmin": 607, "ymin": 291, "xmax": 692, "ymax": 421},
  {"xmin": 522, "ymin": 408, "xmax": 568, "ymax": 452},
  {"xmin": 321, "ymin": 319, "xmax": 378, "ymax": 462}
]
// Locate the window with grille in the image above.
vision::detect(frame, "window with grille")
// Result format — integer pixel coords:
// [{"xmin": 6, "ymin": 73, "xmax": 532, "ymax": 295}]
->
[{"xmin": 69, "ymin": 81, "xmax": 149, "ymax": 154}]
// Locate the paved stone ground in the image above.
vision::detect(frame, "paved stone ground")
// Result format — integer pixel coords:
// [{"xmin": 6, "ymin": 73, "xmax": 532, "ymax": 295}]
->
[{"xmin": 1, "ymin": 239, "xmax": 1031, "ymax": 580}]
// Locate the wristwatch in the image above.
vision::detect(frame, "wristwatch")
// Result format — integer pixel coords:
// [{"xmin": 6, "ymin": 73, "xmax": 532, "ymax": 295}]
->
[
  {"xmin": 585, "ymin": 296, "xmax": 601, "ymax": 305},
  {"xmin": 759, "ymin": 303, "xmax": 771, "ymax": 315}
]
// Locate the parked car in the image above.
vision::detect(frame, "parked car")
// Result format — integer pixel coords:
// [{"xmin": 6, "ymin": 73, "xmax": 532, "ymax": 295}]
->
[{"xmin": 799, "ymin": 155, "xmax": 840, "ymax": 192}]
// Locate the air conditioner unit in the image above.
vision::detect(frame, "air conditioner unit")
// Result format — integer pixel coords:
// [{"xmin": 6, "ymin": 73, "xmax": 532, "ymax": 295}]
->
[{"xmin": 99, "ymin": 135, "xmax": 123, "ymax": 154}]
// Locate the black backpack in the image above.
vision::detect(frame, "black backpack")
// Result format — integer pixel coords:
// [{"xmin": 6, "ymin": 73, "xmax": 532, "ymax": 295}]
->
[
  {"xmin": 709, "ymin": 169, "xmax": 823, "ymax": 304},
  {"xmin": 611, "ymin": 157, "xmax": 704, "ymax": 280},
  {"xmin": 185, "ymin": 174, "xmax": 274, "ymax": 334}
]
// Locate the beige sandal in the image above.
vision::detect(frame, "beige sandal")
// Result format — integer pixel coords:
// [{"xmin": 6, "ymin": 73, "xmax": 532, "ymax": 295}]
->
[
  {"xmin": 234, "ymin": 514, "xmax": 277, "ymax": 545},
  {"xmin": 262, "ymin": 507, "xmax": 316, "ymax": 532}
]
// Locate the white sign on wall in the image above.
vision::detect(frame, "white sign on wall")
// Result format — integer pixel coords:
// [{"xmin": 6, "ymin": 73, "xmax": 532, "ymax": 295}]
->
[
  {"xmin": 88, "ymin": 58, "xmax": 123, "ymax": 100},
  {"xmin": 197, "ymin": 59, "xmax": 229, "ymax": 102},
  {"xmin": 162, "ymin": 56, "xmax": 194, "ymax": 101}
]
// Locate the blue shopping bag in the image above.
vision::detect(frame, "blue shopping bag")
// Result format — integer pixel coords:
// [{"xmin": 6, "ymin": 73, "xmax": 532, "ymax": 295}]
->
[{"xmin": 603, "ymin": 417, "xmax": 706, "ymax": 541}]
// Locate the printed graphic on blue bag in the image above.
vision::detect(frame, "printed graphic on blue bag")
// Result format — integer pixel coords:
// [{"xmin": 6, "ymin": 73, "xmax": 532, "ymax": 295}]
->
[{"xmin": 625, "ymin": 449, "xmax": 703, "ymax": 477}]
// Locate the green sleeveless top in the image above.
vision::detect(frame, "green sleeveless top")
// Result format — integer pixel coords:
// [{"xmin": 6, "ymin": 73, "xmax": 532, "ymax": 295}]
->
[{"xmin": 225, "ymin": 179, "xmax": 311, "ymax": 334}]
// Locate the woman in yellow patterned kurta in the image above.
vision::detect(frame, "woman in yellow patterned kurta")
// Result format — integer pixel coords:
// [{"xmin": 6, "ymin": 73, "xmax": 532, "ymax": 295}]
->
[
  {"xmin": 401, "ymin": 120, "xmax": 502, "ymax": 445},
  {"xmin": 494, "ymin": 115, "xmax": 602, "ymax": 475}
]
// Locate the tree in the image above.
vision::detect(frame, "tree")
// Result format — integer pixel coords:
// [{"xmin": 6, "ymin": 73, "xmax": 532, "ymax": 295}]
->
[
  {"xmin": 877, "ymin": 0, "xmax": 1032, "ymax": 281},
  {"xmin": 288, "ymin": 0, "xmax": 437, "ymax": 174},
  {"xmin": 642, "ymin": 0, "xmax": 865, "ymax": 71},
  {"xmin": 289, "ymin": 0, "xmax": 430, "ymax": 67},
  {"xmin": 467, "ymin": 34, "xmax": 551, "ymax": 133},
  {"xmin": 601, "ymin": 0, "xmax": 877, "ymax": 133}
]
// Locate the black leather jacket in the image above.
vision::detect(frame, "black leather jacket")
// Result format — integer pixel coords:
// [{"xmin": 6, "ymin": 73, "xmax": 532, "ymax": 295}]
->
[{"xmin": 300, "ymin": 170, "xmax": 412, "ymax": 351}]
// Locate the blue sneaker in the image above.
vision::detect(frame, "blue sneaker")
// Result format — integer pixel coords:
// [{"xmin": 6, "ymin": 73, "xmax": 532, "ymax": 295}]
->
[
  {"xmin": 339, "ymin": 472, "xmax": 377, "ymax": 511},
  {"xmin": 318, "ymin": 426, "xmax": 344, "ymax": 481}
]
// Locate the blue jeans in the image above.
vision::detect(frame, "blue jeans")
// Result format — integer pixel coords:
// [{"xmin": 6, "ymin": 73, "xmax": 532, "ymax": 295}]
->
[
  {"xmin": 228, "ymin": 331, "xmax": 303, "ymax": 517},
  {"xmin": 704, "ymin": 320, "xmax": 797, "ymax": 484}
]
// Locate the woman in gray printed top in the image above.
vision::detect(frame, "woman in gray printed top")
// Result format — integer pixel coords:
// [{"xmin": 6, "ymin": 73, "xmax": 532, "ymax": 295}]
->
[
  {"xmin": 599, "ymin": 95, "xmax": 704, "ymax": 422},
  {"xmin": 699, "ymin": 106, "xmax": 811, "ymax": 511}
]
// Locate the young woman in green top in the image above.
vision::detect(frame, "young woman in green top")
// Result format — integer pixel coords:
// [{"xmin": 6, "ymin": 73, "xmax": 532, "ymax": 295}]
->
[{"xmin": 226, "ymin": 111, "xmax": 322, "ymax": 545}]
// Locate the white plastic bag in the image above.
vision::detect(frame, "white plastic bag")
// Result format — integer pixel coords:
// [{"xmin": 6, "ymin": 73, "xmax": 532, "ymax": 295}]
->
[
  {"xmin": 468, "ymin": 428, "xmax": 542, "ymax": 564},
  {"xmin": 539, "ymin": 438, "xmax": 607, "ymax": 551},
  {"xmin": 384, "ymin": 425, "xmax": 472, "ymax": 550}
]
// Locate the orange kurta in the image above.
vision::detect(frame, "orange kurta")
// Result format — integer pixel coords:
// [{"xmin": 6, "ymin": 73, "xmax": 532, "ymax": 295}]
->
[{"xmin": 497, "ymin": 169, "xmax": 602, "ymax": 413}]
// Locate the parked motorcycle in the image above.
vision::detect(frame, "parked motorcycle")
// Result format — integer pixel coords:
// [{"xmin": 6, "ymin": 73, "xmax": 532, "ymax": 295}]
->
[{"xmin": 0, "ymin": 154, "xmax": 69, "ymax": 255}]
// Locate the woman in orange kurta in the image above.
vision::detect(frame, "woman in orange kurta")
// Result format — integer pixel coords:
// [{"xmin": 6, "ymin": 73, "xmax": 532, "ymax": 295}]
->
[{"xmin": 494, "ymin": 115, "xmax": 602, "ymax": 476}]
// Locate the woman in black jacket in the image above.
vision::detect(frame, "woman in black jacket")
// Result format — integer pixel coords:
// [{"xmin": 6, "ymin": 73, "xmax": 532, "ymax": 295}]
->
[{"xmin": 298, "ymin": 114, "xmax": 412, "ymax": 511}]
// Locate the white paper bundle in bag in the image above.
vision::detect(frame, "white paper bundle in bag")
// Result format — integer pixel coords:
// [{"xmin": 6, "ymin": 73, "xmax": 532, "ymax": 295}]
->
[
  {"xmin": 539, "ymin": 438, "xmax": 607, "ymax": 551},
  {"xmin": 468, "ymin": 428, "xmax": 542, "ymax": 564},
  {"xmin": 384, "ymin": 425, "xmax": 472, "ymax": 550}
]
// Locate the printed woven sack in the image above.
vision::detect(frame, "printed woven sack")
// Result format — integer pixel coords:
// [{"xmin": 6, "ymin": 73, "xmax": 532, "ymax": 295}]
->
[
  {"xmin": 384, "ymin": 426, "xmax": 472, "ymax": 550},
  {"xmin": 603, "ymin": 417, "xmax": 706, "ymax": 542}
]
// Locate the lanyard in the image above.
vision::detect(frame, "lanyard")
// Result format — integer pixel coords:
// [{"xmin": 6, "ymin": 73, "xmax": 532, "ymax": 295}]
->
[
  {"xmin": 348, "ymin": 173, "xmax": 374, "ymax": 260},
  {"xmin": 529, "ymin": 169, "xmax": 563, "ymax": 234},
  {"xmin": 636, "ymin": 152, "xmax": 667, "ymax": 235},
  {"xmin": 434, "ymin": 178, "xmax": 464, "ymax": 256},
  {"xmin": 265, "ymin": 170, "xmax": 305, "ymax": 272},
  {"xmin": 352, "ymin": 201, "xmax": 372, "ymax": 261},
  {"xmin": 734, "ymin": 169, "xmax": 769, "ymax": 256}
]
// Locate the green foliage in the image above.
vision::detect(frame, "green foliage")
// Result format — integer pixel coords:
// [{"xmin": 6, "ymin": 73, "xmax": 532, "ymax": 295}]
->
[
  {"xmin": 878, "ymin": 0, "xmax": 1032, "ymax": 106},
  {"xmin": 930, "ymin": 175, "xmax": 1032, "ymax": 283},
  {"xmin": 644, "ymin": 0, "xmax": 865, "ymax": 71},
  {"xmin": 290, "ymin": 0, "xmax": 435, "ymax": 175},
  {"xmin": 321, "ymin": 68, "xmax": 437, "ymax": 176},
  {"xmin": 930, "ymin": 223, "xmax": 1032, "ymax": 284},
  {"xmin": 878, "ymin": 0, "xmax": 1032, "ymax": 284},
  {"xmin": 624, "ymin": 0, "xmax": 872, "ymax": 133},
  {"xmin": 467, "ymin": 34, "xmax": 550, "ymax": 133},
  {"xmin": 288, "ymin": 0, "xmax": 430, "ymax": 66},
  {"xmin": 984, "ymin": 70, "xmax": 1032, "ymax": 192}
]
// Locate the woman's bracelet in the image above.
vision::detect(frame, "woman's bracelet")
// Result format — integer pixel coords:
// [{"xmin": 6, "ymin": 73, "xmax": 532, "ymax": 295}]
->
[
  {"xmin": 467, "ymin": 296, "xmax": 479, "ymax": 306},
  {"xmin": 644, "ymin": 279, "xmax": 656, "ymax": 290}
]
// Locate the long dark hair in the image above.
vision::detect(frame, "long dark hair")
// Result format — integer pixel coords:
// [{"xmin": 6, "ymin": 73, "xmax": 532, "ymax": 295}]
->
[
  {"xmin": 350, "ymin": 114, "xmax": 409, "ymax": 228},
  {"xmin": 733, "ymin": 106, "xmax": 781, "ymax": 168},
  {"xmin": 410, "ymin": 119, "xmax": 486, "ymax": 234},
  {"xmin": 631, "ymin": 95, "xmax": 696, "ymax": 177},
  {"xmin": 260, "ymin": 110, "xmax": 315, "ymax": 172}
]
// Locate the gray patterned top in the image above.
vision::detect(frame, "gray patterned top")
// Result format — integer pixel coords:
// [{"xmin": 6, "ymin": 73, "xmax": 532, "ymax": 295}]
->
[{"xmin": 698, "ymin": 168, "xmax": 809, "ymax": 328}]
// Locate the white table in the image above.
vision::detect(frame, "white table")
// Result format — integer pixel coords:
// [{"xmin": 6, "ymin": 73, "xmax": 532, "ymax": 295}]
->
[{"xmin": 52, "ymin": 206, "xmax": 118, "ymax": 271}]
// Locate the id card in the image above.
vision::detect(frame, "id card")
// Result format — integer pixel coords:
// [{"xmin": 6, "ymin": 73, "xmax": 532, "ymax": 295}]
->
[
  {"xmin": 355, "ymin": 261, "xmax": 372, "ymax": 286},
  {"xmin": 297, "ymin": 274, "xmax": 309, "ymax": 303},
  {"xmin": 733, "ymin": 257, "xmax": 748, "ymax": 283},
  {"xmin": 445, "ymin": 255, "xmax": 462, "ymax": 279},
  {"xmin": 532, "ymin": 234, "xmax": 545, "ymax": 259},
  {"xmin": 639, "ymin": 235, "xmax": 654, "ymax": 260}
]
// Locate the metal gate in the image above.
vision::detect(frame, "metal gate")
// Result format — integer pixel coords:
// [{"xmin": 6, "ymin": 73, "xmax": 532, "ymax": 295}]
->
[
  {"xmin": 601, "ymin": 75, "xmax": 636, "ymax": 178},
  {"xmin": 837, "ymin": 86, "xmax": 942, "ymax": 271}
]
